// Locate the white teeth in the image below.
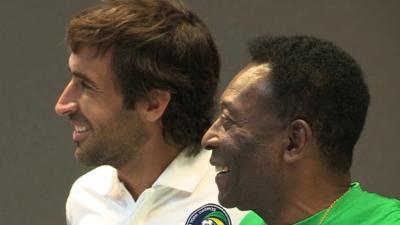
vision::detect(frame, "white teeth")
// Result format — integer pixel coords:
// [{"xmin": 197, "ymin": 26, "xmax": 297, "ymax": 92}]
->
[
  {"xmin": 215, "ymin": 165, "xmax": 229, "ymax": 173},
  {"xmin": 75, "ymin": 125, "xmax": 88, "ymax": 133}
]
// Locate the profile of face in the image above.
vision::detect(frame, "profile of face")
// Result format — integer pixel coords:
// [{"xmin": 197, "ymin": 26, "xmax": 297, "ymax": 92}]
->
[
  {"xmin": 55, "ymin": 46, "xmax": 148, "ymax": 168},
  {"xmin": 201, "ymin": 64, "xmax": 288, "ymax": 210}
]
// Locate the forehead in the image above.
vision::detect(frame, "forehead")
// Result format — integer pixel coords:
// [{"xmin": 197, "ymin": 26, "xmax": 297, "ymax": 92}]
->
[
  {"xmin": 68, "ymin": 46, "xmax": 118, "ymax": 86},
  {"xmin": 68, "ymin": 46, "xmax": 112, "ymax": 70},
  {"xmin": 222, "ymin": 63, "xmax": 272, "ymax": 108}
]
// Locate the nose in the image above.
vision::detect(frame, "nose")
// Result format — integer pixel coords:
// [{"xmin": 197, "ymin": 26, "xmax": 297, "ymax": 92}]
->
[
  {"xmin": 201, "ymin": 122, "xmax": 219, "ymax": 151},
  {"xmin": 55, "ymin": 80, "xmax": 79, "ymax": 116}
]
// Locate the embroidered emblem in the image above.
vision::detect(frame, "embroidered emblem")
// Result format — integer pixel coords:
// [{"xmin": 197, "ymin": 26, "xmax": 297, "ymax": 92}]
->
[{"xmin": 185, "ymin": 203, "xmax": 231, "ymax": 225}]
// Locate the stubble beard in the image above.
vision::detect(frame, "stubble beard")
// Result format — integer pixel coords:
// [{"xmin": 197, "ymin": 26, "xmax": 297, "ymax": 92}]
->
[{"xmin": 74, "ymin": 111, "xmax": 148, "ymax": 169}]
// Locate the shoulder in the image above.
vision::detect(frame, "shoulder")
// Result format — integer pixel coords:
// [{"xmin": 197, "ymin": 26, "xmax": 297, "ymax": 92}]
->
[
  {"xmin": 347, "ymin": 184, "xmax": 400, "ymax": 223},
  {"xmin": 365, "ymin": 194, "xmax": 400, "ymax": 223},
  {"xmin": 67, "ymin": 165, "xmax": 116, "ymax": 203},
  {"xmin": 357, "ymin": 188, "xmax": 400, "ymax": 210},
  {"xmin": 66, "ymin": 166, "xmax": 120, "ymax": 224}
]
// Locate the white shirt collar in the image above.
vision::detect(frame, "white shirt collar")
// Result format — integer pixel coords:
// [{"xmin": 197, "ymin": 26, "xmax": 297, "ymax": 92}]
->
[
  {"xmin": 100, "ymin": 149, "xmax": 211, "ymax": 198},
  {"xmin": 153, "ymin": 149, "xmax": 211, "ymax": 193}
]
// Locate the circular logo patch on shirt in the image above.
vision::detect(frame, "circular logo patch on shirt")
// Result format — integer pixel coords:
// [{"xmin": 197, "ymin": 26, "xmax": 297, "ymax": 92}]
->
[{"xmin": 185, "ymin": 203, "xmax": 231, "ymax": 225}]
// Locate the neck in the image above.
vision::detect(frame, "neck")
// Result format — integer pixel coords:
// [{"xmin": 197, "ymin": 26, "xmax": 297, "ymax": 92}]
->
[
  {"xmin": 116, "ymin": 138, "xmax": 180, "ymax": 200},
  {"xmin": 258, "ymin": 168, "xmax": 351, "ymax": 225}
]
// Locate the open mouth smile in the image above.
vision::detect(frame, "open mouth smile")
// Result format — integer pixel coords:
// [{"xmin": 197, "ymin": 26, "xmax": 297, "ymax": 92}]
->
[
  {"xmin": 72, "ymin": 123, "xmax": 91, "ymax": 142},
  {"xmin": 215, "ymin": 165, "xmax": 230, "ymax": 174}
]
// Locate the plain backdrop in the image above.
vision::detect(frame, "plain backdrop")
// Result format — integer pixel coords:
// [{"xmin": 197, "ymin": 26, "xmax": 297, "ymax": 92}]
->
[{"xmin": 0, "ymin": 0, "xmax": 399, "ymax": 224}]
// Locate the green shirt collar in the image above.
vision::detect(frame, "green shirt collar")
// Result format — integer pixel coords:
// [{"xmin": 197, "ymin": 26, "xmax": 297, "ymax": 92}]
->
[{"xmin": 295, "ymin": 182, "xmax": 361, "ymax": 225}]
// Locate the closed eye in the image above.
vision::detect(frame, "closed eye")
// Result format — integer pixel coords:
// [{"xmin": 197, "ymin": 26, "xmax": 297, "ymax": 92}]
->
[
  {"xmin": 79, "ymin": 79, "xmax": 92, "ymax": 90},
  {"xmin": 221, "ymin": 113, "xmax": 235, "ymax": 130},
  {"xmin": 69, "ymin": 69, "xmax": 99, "ymax": 91}
]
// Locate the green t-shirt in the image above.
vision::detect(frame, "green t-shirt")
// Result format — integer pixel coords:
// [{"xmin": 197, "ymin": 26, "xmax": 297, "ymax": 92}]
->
[{"xmin": 239, "ymin": 182, "xmax": 400, "ymax": 225}]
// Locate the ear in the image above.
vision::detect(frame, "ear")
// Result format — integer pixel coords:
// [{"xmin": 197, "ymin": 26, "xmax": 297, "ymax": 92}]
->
[
  {"xmin": 283, "ymin": 119, "xmax": 312, "ymax": 163},
  {"xmin": 136, "ymin": 89, "xmax": 171, "ymax": 122}
]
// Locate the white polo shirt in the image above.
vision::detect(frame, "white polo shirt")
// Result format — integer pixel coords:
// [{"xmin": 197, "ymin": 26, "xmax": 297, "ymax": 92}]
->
[{"xmin": 66, "ymin": 150, "xmax": 246, "ymax": 225}]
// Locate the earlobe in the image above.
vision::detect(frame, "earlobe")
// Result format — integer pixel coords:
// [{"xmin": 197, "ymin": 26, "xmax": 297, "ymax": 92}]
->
[
  {"xmin": 142, "ymin": 89, "xmax": 171, "ymax": 122},
  {"xmin": 284, "ymin": 119, "xmax": 311, "ymax": 163}
]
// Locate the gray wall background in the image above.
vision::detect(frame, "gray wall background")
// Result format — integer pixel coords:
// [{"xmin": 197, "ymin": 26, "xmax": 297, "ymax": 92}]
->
[{"xmin": 1, "ymin": 0, "xmax": 399, "ymax": 224}]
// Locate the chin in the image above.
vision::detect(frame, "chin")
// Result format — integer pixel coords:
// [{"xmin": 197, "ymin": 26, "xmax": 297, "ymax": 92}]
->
[
  {"xmin": 218, "ymin": 193, "xmax": 238, "ymax": 209},
  {"xmin": 219, "ymin": 194, "xmax": 254, "ymax": 212},
  {"xmin": 74, "ymin": 147, "xmax": 98, "ymax": 166}
]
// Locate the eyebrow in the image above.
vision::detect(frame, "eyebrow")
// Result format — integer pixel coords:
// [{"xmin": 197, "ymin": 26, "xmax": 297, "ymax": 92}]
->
[
  {"xmin": 68, "ymin": 67, "xmax": 99, "ymax": 89},
  {"xmin": 221, "ymin": 100, "xmax": 231, "ymax": 108},
  {"xmin": 221, "ymin": 100, "xmax": 236, "ymax": 113}
]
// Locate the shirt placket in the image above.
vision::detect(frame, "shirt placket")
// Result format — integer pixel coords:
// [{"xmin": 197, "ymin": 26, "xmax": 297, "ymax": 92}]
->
[{"xmin": 129, "ymin": 188, "xmax": 158, "ymax": 225}]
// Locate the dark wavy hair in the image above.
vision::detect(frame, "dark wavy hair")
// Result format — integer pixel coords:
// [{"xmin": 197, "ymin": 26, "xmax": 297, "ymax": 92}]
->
[
  {"xmin": 249, "ymin": 35, "xmax": 370, "ymax": 172},
  {"xmin": 66, "ymin": 0, "xmax": 220, "ymax": 155}
]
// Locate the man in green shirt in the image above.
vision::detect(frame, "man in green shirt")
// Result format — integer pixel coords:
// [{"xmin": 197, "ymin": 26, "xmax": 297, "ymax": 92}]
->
[{"xmin": 201, "ymin": 35, "xmax": 400, "ymax": 225}]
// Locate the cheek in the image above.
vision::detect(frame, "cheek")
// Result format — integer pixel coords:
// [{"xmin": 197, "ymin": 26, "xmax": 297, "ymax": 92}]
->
[
  {"xmin": 237, "ymin": 149, "xmax": 281, "ymax": 200},
  {"xmin": 82, "ymin": 101, "xmax": 124, "ymax": 126},
  {"xmin": 232, "ymin": 131, "xmax": 280, "ymax": 176},
  {"xmin": 230, "ymin": 130, "xmax": 265, "ymax": 175},
  {"xmin": 80, "ymin": 88, "xmax": 124, "ymax": 112},
  {"xmin": 231, "ymin": 128, "xmax": 261, "ymax": 153}
]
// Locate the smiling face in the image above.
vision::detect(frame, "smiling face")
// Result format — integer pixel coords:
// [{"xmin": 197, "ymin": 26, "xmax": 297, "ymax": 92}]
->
[
  {"xmin": 201, "ymin": 63, "xmax": 289, "ymax": 210},
  {"xmin": 55, "ymin": 46, "xmax": 148, "ymax": 168}
]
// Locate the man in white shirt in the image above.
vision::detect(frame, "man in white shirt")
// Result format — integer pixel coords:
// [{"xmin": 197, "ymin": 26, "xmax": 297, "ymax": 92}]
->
[{"xmin": 55, "ymin": 0, "xmax": 245, "ymax": 224}]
